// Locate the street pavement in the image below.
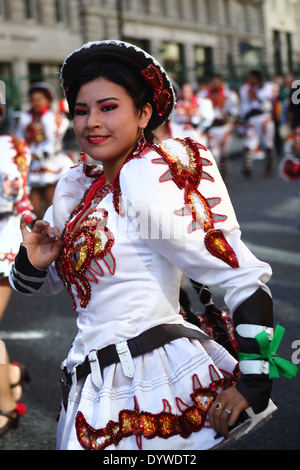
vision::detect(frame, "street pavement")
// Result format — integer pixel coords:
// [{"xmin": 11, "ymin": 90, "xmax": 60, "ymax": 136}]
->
[{"xmin": 0, "ymin": 146, "xmax": 299, "ymax": 451}]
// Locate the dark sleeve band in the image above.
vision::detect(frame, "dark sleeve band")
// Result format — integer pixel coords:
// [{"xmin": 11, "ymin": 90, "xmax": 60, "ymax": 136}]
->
[
  {"xmin": 233, "ymin": 288, "xmax": 273, "ymax": 413},
  {"xmin": 11, "ymin": 244, "xmax": 48, "ymax": 294}
]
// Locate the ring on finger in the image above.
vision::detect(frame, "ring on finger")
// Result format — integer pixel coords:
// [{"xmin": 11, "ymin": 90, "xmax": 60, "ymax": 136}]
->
[
  {"xmin": 224, "ymin": 409, "xmax": 232, "ymax": 415},
  {"xmin": 215, "ymin": 402, "xmax": 222, "ymax": 411}
]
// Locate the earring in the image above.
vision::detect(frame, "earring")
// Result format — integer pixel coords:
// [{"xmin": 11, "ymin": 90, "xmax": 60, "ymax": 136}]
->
[
  {"xmin": 133, "ymin": 130, "xmax": 147, "ymax": 157},
  {"xmin": 79, "ymin": 149, "xmax": 87, "ymax": 163}
]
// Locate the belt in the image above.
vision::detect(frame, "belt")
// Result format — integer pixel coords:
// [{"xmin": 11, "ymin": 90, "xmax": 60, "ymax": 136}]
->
[
  {"xmin": 0, "ymin": 212, "xmax": 13, "ymax": 220},
  {"xmin": 62, "ymin": 323, "xmax": 210, "ymax": 387},
  {"xmin": 244, "ymin": 109, "xmax": 263, "ymax": 120}
]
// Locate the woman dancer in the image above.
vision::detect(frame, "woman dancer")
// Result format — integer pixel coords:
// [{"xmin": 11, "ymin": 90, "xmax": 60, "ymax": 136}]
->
[{"xmin": 10, "ymin": 41, "xmax": 295, "ymax": 450}]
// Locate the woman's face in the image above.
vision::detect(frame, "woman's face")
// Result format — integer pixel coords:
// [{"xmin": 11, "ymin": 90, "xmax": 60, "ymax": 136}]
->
[{"xmin": 73, "ymin": 76, "xmax": 152, "ymax": 170}]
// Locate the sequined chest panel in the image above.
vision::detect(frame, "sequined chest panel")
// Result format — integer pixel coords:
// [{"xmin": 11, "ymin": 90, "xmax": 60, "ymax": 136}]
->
[
  {"xmin": 55, "ymin": 174, "xmax": 116, "ymax": 310},
  {"xmin": 55, "ymin": 137, "xmax": 150, "ymax": 310}
]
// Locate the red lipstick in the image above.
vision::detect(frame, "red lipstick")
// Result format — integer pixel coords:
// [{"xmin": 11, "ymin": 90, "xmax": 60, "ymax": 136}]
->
[{"xmin": 86, "ymin": 135, "xmax": 109, "ymax": 145}]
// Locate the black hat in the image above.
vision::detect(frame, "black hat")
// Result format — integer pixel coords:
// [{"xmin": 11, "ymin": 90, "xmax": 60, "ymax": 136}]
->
[{"xmin": 60, "ymin": 40, "xmax": 175, "ymax": 130}]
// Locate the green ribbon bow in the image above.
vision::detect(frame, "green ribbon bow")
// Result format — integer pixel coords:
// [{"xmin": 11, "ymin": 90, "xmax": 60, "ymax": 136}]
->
[{"xmin": 239, "ymin": 324, "xmax": 298, "ymax": 379}]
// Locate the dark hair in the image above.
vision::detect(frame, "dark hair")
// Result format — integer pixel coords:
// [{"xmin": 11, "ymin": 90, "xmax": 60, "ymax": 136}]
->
[
  {"xmin": 29, "ymin": 87, "xmax": 53, "ymax": 103},
  {"xmin": 68, "ymin": 61, "xmax": 155, "ymax": 142},
  {"xmin": 210, "ymin": 73, "xmax": 223, "ymax": 81},
  {"xmin": 248, "ymin": 70, "xmax": 263, "ymax": 83}
]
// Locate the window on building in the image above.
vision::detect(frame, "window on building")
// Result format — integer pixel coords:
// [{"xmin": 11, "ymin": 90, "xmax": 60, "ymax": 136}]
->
[
  {"xmin": 123, "ymin": 0, "xmax": 131, "ymax": 12},
  {"xmin": 203, "ymin": 0, "xmax": 212, "ymax": 25},
  {"xmin": 223, "ymin": 0, "xmax": 230, "ymax": 26},
  {"xmin": 195, "ymin": 45, "xmax": 214, "ymax": 81},
  {"xmin": 29, "ymin": 63, "xmax": 43, "ymax": 82},
  {"xmin": 173, "ymin": 0, "xmax": 183, "ymax": 20},
  {"xmin": 273, "ymin": 30, "xmax": 282, "ymax": 75},
  {"xmin": 137, "ymin": 0, "xmax": 150, "ymax": 15},
  {"xmin": 90, "ymin": 0, "xmax": 105, "ymax": 5},
  {"xmin": 190, "ymin": 0, "xmax": 199, "ymax": 22},
  {"xmin": 248, "ymin": 5, "xmax": 263, "ymax": 34},
  {"xmin": 157, "ymin": 0, "xmax": 167, "ymax": 17},
  {"xmin": 0, "ymin": 0, "xmax": 7, "ymax": 18},
  {"xmin": 160, "ymin": 42, "xmax": 185, "ymax": 84},
  {"xmin": 25, "ymin": 0, "xmax": 38, "ymax": 20},
  {"xmin": 286, "ymin": 32, "xmax": 293, "ymax": 72},
  {"xmin": 0, "ymin": 62, "xmax": 13, "ymax": 121},
  {"xmin": 123, "ymin": 37, "xmax": 150, "ymax": 53},
  {"xmin": 239, "ymin": 41, "xmax": 263, "ymax": 74},
  {"xmin": 0, "ymin": 63, "xmax": 11, "ymax": 96},
  {"xmin": 55, "ymin": 0, "xmax": 68, "ymax": 24},
  {"xmin": 235, "ymin": 1, "xmax": 246, "ymax": 32}
]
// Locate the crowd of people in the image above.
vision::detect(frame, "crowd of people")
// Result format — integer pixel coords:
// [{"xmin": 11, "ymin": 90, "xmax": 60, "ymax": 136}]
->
[
  {"xmin": 0, "ymin": 45, "xmax": 298, "ymax": 448},
  {"xmin": 165, "ymin": 69, "xmax": 300, "ymax": 181}
]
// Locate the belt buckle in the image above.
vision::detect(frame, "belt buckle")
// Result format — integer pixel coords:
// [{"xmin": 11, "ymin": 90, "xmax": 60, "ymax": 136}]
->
[
  {"xmin": 60, "ymin": 359, "xmax": 68, "ymax": 384},
  {"xmin": 69, "ymin": 364, "xmax": 78, "ymax": 401},
  {"xmin": 88, "ymin": 349, "xmax": 103, "ymax": 388},
  {"xmin": 263, "ymin": 326, "xmax": 274, "ymax": 340},
  {"xmin": 115, "ymin": 340, "xmax": 135, "ymax": 378},
  {"xmin": 261, "ymin": 360, "xmax": 269, "ymax": 375}
]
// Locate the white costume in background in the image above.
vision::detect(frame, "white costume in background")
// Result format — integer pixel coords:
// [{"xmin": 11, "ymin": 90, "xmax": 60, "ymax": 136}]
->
[
  {"xmin": 0, "ymin": 135, "xmax": 32, "ymax": 278},
  {"xmin": 16, "ymin": 109, "xmax": 72, "ymax": 187},
  {"xmin": 171, "ymin": 97, "xmax": 214, "ymax": 146},
  {"xmin": 239, "ymin": 82, "xmax": 275, "ymax": 153},
  {"xmin": 202, "ymin": 88, "xmax": 239, "ymax": 168}
]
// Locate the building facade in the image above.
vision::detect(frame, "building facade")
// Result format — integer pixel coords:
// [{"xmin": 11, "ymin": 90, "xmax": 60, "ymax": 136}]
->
[
  {"xmin": 264, "ymin": 0, "xmax": 300, "ymax": 76},
  {"xmin": 0, "ymin": 0, "xmax": 82, "ymax": 107},
  {"xmin": 80, "ymin": 0, "xmax": 267, "ymax": 87},
  {"xmin": 0, "ymin": 0, "xmax": 299, "ymax": 110}
]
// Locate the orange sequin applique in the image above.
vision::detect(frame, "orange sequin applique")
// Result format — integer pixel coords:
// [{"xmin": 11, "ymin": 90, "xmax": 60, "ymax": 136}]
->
[
  {"xmin": 152, "ymin": 138, "xmax": 239, "ymax": 269},
  {"xmin": 205, "ymin": 229, "xmax": 239, "ymax": 269},
  {"xmin": 55, "ymin": 172, "xmax": 115, "ymax": 309},
  {"xmin": 75, "ymin": 364, "xmax": 240, "ymax": 450},
  {"xmin": 56, "ymin": 206, "xmax": 116, "ymax": 309},
  {"xmin": 10, "ymin": 136, "xmax": 34, "ymax": 220}
]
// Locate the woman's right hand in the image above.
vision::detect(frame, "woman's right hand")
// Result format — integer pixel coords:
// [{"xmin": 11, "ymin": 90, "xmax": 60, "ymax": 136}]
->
[{"xmin": 20, "ymin": 214, "xmax": 64, "ymax": 270}]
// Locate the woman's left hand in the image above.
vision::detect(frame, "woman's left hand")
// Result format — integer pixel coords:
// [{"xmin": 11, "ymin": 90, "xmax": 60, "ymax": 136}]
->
[{"xmin": 208, "ymin": 385, "xmax": 249, "ymax": 439}]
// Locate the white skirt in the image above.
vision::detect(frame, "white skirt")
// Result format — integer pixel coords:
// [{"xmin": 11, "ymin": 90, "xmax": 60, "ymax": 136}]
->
[
  {"xmin": 29, "ymin": 152, "xmax": 74, "ymax": 187},
  {"xmin": 0, "ymin": 214, "xmax": 22, "ymax": 279},
  {"xmin": 56, "ymin": 337, "xmax": 239, "ymax": 450}
]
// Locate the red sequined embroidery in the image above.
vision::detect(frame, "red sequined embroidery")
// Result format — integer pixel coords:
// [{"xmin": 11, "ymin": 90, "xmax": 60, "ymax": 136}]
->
[
  {"xmin": 152, "ymin": 138, "xmax": 239, "ymax": 269},
  {"xmin": 0, "ymin": 252, "xmax": 17, "ymax": 263},
  {"xmin": 56, "ymin": 204, "xmax": 116, "ymax": 309},
  {"xmin": 140, "ymin": 64, "xmax": 172, "ymax": 117},
  {"xmin": 205, "ymin": 229, "xmax": 239, "ymax": 269},
  {"xmin": 10, "ymin": 136, "xmax": 34, "ymax": 222},
  {"xmin": 75, "ymin": 364, "xmax": 240, "ymax": 450},
  {"xmin": 55, "ymin": 136, "xmax": 150, "ymax": 309},
  {"xmin": 11, "ymin": 137, "xmax": 28, "ymax": 177}
]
